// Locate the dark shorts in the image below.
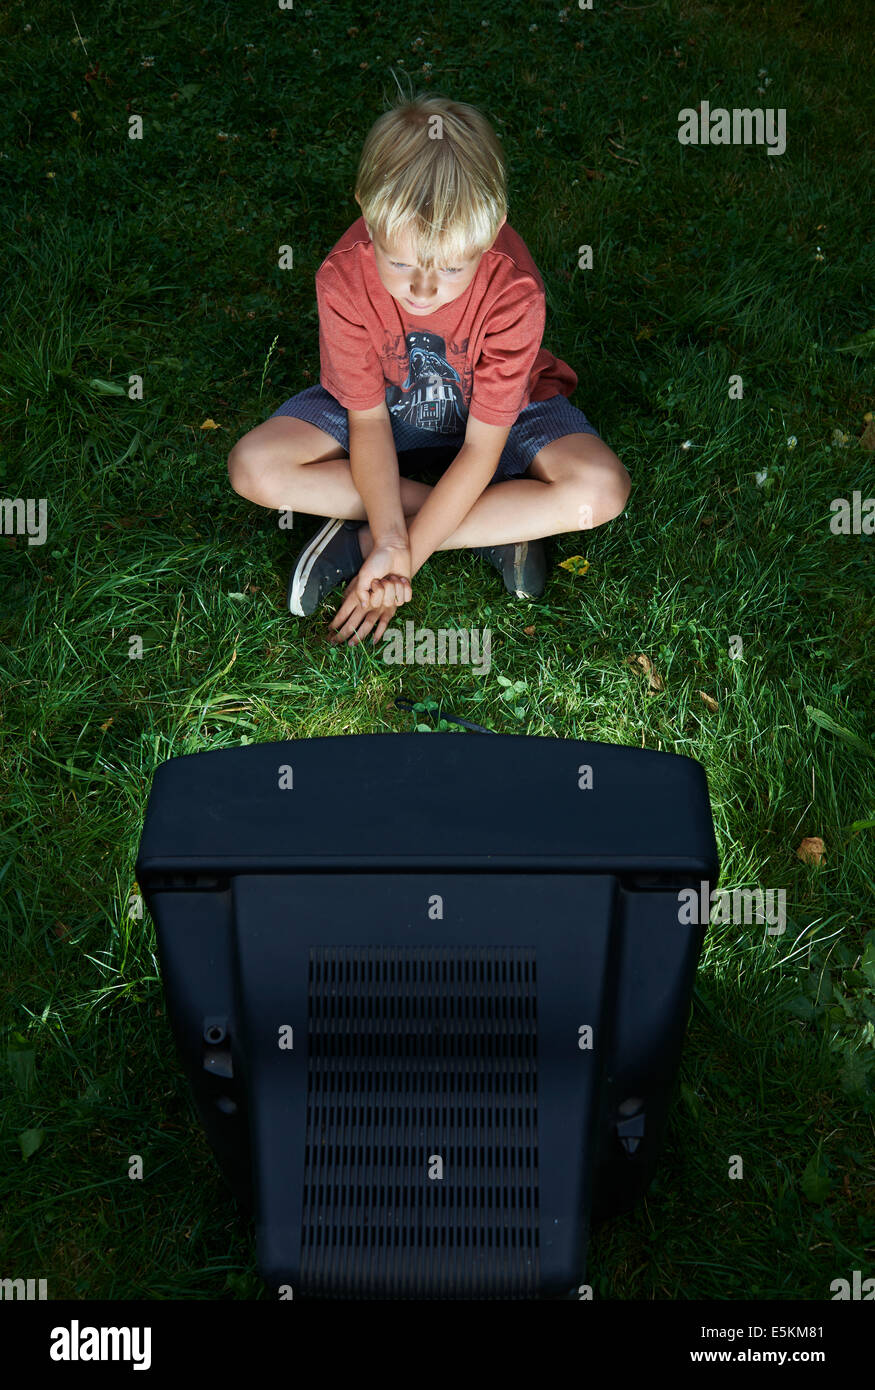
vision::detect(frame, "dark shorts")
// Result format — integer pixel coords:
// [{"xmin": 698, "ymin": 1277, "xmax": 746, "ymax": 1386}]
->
[{"xmin": 268, "ymin": 384, "xmax": 603, "ymax": 485}]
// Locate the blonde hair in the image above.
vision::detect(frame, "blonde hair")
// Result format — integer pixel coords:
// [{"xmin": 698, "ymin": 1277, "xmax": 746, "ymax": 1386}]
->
[{"xmin": 354, "ymin": 93, "xmax": 508, "ymax": 269}]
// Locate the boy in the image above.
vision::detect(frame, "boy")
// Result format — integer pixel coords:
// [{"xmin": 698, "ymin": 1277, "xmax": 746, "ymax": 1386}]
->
[{"xmin": 228, "ymin": 94, "xmax": 630, "ymax": 647}]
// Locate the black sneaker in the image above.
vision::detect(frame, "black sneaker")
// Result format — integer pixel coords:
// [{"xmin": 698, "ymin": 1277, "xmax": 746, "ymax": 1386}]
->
[
  {"xmin": 287, "ymin": 518, "xmax": 364, "ymax": 617},
  {"xmin": 472, "ymin": 538, "xmax": 547, "ymax": 599}
]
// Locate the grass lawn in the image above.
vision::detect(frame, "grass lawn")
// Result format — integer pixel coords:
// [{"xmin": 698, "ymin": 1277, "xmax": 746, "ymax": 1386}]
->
[{"xmin": 1, "ymin": 0, "xmax": 873, "ymax": 1300}]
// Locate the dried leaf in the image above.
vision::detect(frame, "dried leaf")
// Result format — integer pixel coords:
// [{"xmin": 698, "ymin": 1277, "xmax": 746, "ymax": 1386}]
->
[
  {"xmin": 626, "ymin": 652, "xmax": 652, "ymax": 673},
  {"xmin": 558, "ymin": 555, "xmax": 590, "ymax": 576},
  {"xmin": 200, "ymin": 418, "xmax": 220, "ymax": 430},
  {"xmin": 796, "ymin": 836, "xmax": 826, "ymax": 866},
  {"xmin": 625, "ymin": 653, "xmax": 664, "ymax": 691},
  {"xmin": 698, "ymin": 690, "xmax": 719, "ymax": 712}
]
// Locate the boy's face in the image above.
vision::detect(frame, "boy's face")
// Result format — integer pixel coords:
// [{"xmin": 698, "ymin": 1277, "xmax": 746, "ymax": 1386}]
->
[{"xmin": 361, "ymin": 211, "xmax": 506, "ymax": 316}]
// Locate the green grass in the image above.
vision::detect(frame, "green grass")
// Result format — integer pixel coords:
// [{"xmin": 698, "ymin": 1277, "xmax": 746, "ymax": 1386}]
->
[{"xmin": 1, "ymin": 0, "xmax": 873, "ymax": 1300}]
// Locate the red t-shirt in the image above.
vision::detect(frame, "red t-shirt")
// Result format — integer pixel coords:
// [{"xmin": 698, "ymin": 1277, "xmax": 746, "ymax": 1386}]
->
[{"xmin": 315, "ymin": 217, "xmax": 577, "ymax": 432}]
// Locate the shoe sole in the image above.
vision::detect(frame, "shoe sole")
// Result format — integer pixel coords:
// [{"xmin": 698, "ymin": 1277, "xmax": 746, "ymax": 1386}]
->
[{"xmin": 287, "ymin": 517, "xmax": 345, "ymax": 617}]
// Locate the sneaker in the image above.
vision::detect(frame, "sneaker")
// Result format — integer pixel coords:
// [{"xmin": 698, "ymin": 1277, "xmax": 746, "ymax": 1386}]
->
[
  {"xmin": 472, "ymin": 538, "xmax": 547, "ymax": 599},
  {"xmin": 287, "ymin": 518, "xmax": 364, "ymax": 617}
]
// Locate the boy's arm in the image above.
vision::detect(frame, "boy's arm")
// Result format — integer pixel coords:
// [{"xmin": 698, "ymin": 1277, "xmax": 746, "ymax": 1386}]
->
[
  {"xmin": 348, "ymin": 403, "xmax": 408, "ymax": 545},
  {"xmin": 406, "ymin": 415, "xmax": 512, "ymax": 578}
]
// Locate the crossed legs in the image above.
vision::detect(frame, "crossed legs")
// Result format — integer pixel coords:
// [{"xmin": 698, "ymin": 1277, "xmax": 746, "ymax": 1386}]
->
[{"xmin": 227, "ymin": 415, "xmax": 631, "ymax": 548}]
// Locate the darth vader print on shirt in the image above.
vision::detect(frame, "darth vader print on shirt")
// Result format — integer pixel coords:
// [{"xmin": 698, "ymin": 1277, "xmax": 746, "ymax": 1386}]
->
[{"xmin": 385, "ymin": 331, "xmax": 468, "ymax": 434}]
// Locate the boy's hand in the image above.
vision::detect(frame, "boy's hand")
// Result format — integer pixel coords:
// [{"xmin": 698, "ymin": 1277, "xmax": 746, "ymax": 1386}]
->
[
  {"xmin": 354, "ymin": 539, "xmax": 412, "ymax": 610},
  {"xmin": 328, "ymin": 576, "xmax": 398, "ymax": 647}
]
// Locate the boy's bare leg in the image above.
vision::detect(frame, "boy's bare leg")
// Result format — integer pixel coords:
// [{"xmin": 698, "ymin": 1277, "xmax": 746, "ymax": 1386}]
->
[
  {"xmin": 293, "ymin": 460, "xmax": 436, "ymax": 519},
  {"xmin": 359, "ymin": 445, "xmax": 627, "ymax": 552},
  {"xmin": 358, "ymin": 469, "xmax": 584, "ymax": 550},
  {"xmin": 228, "ymin": 420, "xmax": 433, "ymax": 519},
  {"xmin": 274, "ymin": 452, "xmax": 622, "ymax": 550},
  {"xmin": 238, "ymin": 451, "xmax": 578, "ymax": 544}
]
